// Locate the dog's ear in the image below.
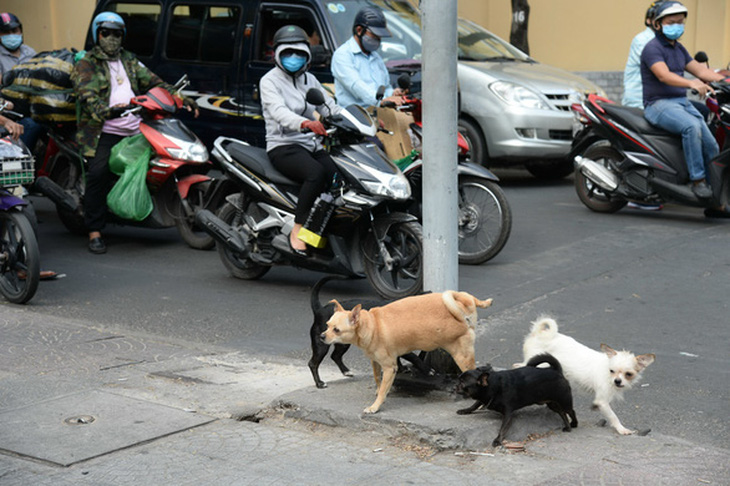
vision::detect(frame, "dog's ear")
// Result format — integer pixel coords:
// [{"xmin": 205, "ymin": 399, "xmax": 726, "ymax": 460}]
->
[
  {"xmin": 636, "ymin": 353, "xmax": 656, "ymax": 369},
  {"xmin": 600, "ymin": 344, "xmax": 618, "ymax": 357},
  {"xmin": 477, "ymin": 372, "xmax": 490, "ymax": 387},
  {"xmin": 329, "ymin": 299, "xmax": 345, "ymax": 312},
  {"xmin": 351, "ymin": 304, "xmax": 362, "ymax": 327}
]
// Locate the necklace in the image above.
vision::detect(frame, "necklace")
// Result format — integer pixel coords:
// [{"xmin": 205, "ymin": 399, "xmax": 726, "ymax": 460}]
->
[{"xmin": 108, "ymin": 61, "xmax": 124, "ymax": 86}]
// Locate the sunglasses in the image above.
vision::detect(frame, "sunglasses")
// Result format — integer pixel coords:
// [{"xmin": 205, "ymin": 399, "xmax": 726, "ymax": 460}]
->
[{"xmin": 99, "ymin": 28, "xmax": 123, "ymax": 39}]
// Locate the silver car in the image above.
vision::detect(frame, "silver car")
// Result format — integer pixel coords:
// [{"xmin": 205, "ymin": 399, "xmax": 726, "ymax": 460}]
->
[{"xmin": 353, "ymin": 6, "xmax": 604, "ymax": 179}]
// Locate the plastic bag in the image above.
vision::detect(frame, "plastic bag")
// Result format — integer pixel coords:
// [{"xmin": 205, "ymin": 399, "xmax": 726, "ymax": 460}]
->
[{"xmin": 106, "ymin": 135, "xmax": 153, "ymax": 221}]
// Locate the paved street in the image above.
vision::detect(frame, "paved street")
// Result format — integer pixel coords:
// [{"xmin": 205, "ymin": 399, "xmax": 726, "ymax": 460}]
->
[{"xmin": 1, "ymin": 171, "xmax": 729, "ymax": 484}]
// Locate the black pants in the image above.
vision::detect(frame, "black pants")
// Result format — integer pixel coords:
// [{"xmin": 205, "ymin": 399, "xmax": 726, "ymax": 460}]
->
[
  {"xmin": 85, "ymin": 133, "xmax": 124, "ymax": 232},
  {"xmin": 268, "ymin": 145, "xmax": 337, "ymax": 224}
]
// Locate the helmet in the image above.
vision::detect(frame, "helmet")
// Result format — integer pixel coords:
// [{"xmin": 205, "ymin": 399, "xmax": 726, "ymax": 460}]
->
[
  {"xmin": 92, "ymin": 11, "xmax": 126, "ymax": 43},
  {"xmin": 352, "ymin": 7, "xmax": 391, "ymax": 38},
  {"xmin": 0, "ymin": 12, "xmax": 21, "ymax": 33},
  {"xmin": 272, "ymin": 24, "xmax": 309, "ymax": 48},
  {"xmin": 645, "ymin": 1, "xmax": 666, "ymax": 21},
  {"xmin": 653, "ymin": 1, "xmax": 688, "ymax": 24}
]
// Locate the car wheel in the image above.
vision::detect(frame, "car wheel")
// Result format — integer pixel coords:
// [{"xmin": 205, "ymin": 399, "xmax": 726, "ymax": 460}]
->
[{"xmin": 458, "ymin": 118, "xmax": 487, "ymax": 166}]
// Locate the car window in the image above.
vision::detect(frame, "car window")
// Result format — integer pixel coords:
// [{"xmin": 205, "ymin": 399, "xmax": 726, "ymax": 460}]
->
[
  {"xmin": 457, "ymin": 20, "xmax": 531, "ymax": 62},
  {"xmin": 166, "ymin": 5, "xmax": 241, "ymax": 63},
  {"xmin": 254, "ymin": 6, "xmax": 325, "ymax": 63},
  {"xmin": 104, "ymin": 2, "xmax": 162, "ymax": 58}
]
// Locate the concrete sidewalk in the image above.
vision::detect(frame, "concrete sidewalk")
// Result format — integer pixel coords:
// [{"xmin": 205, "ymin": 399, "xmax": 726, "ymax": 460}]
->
[{"xmin": 0, "ymin": 306, "xmax": 727, "ymax": 485}]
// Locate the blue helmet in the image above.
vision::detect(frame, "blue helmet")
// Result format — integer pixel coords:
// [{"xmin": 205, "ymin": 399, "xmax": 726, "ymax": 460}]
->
[{"xmin": 92, "ymin": 11, "xmax": 126, "ymax": 43}]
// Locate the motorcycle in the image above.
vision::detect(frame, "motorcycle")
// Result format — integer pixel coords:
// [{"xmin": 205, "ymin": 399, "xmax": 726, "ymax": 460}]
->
[
  {"xmin": 195, "ymin": 89, "xmax": 423, "ymax": 299},
  {"xmin": 34, "ymin": 75, "xmax": 218, "ymax": 249},
  {"xmin": 379, "ymin": 75, "xmax": 512, "ymax": 265},
  {"xmin": 570, "ymin": 81, "xmax": 730, "ymax": 214},
  {"xmin": 0, "ymin": 101, "xmax": 40, "ymax": 303}
]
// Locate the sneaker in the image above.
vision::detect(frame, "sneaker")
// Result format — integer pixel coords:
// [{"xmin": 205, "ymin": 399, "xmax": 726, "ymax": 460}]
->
[
  {"xmin": 692, "ymin": 180, "xmax": 713, "ymax": 199},
  {"xmin": 88, "ymin": 237, "xmax": 107, "ymax": 254},
  {"xmin": 627, "ymin": 201, "xmax": 663, "ymax": 211}
]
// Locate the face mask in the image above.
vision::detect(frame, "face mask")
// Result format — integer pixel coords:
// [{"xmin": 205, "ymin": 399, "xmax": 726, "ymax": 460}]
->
[
  {"xmin": 1, "ymin": 34, "xmax": 22, "ymax": 51},
  {"xmin": 360, "ymin": 33, "xmax": 381, "ymax": 53},
  {"xmin": 662, "ymin": 23, "xmax": 685, "ymax": 40},
  {"xmin": 98, "ymin": 34, "xmax": 123, "ymax": 58},
  {"xmin": 281, "ymin": 53, "xmax": 307, "ymax": 73}
]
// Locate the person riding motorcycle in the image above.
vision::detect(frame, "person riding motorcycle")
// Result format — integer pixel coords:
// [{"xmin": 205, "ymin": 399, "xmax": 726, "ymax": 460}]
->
[
  {"xmin": 71, "ymin": 11, "xmax": 198, "ymax": 254},
  {"xmin": 259, "ymin": 25, "xmax": 343, "ymax": 255},
  {"xmin": 640, "ymin": 1, "xmax": 726, "ymax": 203}
]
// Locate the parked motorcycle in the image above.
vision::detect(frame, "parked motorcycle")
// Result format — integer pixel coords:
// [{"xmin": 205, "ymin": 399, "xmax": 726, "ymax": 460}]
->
[
  {"xmin": 570, "ymin": 82, "xmax": 730, "ymax": 214},
  {"xmin": 195, "ymin": 89, "xmax": 423, "ymax": 299},
  {"xmin": 34, "ymin": 75, "xmax": 218, "ymax": 249},
  {"xmin": 380, "ymin": 75, "xmax": 512, "ymax": 265},
  {"xmin": 0, "ymin": 101, "xmax": 40, "ymax": 303}
]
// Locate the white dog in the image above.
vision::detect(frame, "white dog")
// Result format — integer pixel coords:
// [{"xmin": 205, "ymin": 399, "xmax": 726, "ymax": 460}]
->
[{"xmin": 515, "ymin": 317, "xmax": 655, "ymax": 435}]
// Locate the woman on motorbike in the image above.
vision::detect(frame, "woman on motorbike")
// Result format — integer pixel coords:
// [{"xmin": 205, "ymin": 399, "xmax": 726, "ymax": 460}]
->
[{"xmin": 260, "ymin": 25, "xmax": 343, "ymax": 255}]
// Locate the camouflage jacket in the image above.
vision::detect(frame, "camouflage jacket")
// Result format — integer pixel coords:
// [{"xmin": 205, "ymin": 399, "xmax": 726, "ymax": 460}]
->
[{"xmin": 71, "ymin": 46, "xmax": 172, "ymax": 157}]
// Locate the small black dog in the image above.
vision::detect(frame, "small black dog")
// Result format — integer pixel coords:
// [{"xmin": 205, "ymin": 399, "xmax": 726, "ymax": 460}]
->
[
  {"xmin": 455, "ymin": 353, "xmax": 578, "ymax": 447},
  {"xmin": 308, "ymin": 275, "xmax": 431, "ymax": 388}
]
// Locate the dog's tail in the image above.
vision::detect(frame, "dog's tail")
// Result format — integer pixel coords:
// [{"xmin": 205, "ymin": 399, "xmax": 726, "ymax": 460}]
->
[
  {"xmin": 525, "ymin": 353, "xmax": 563, "ymax": 373},
  {"xmin": 311, "ymin": 275, "xmax": 348, "ymax": 314},
  {"xmin": 529, "ymin": 316, "xmax": 559, "ymax": 339},
  {"xmin": 442, "ymin": 290, "xmax": 493, "ymax": 328}
]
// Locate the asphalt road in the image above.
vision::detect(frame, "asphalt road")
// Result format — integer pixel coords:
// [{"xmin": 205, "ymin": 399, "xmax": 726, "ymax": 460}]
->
[{"xmin": 18, "ymin": 170, "xmax": 730, "ymax": 450}]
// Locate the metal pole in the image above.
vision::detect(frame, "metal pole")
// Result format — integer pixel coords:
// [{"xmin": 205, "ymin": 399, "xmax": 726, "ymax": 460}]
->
[{"xmin": 421, "ymin": 0, "xmax": 458, "ymax": 292}]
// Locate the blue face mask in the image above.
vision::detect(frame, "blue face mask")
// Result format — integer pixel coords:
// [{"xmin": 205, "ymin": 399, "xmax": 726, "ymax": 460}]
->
[
  {"xmin": 1, "ymin": 34, "xmax": 22, "ymax": 51},
  {"xmin": 281, "ymin": 53, "xmax": 307, "ymax": 73},
  {"xmin": 662, "ymin": 23, "xmax": 685, "ymax": 40}
]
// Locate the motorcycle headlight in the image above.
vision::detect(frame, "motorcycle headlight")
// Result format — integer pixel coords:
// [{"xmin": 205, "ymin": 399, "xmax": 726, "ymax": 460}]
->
[
  {"xmin": 489, "ymin": 80, "xmax": 549, "ymax": 110},
  {"xmin": 362, "ymin": 173, "xmax": 411, "ymax": 200},
  {"xmin": 165, "ymin": 135, "xmax": 209, "ymax": 163}
]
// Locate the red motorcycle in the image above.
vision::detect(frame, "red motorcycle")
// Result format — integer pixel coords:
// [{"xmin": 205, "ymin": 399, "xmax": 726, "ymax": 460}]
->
[{"xmin": 35, "ymin": 75, "xmax": 218, "ymax": 249}]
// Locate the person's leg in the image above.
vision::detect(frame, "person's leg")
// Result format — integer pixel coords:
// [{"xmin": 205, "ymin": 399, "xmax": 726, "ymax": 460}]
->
[{"xmin": 85, "ymin": 133, "xmax": 123, "ymax": 252}]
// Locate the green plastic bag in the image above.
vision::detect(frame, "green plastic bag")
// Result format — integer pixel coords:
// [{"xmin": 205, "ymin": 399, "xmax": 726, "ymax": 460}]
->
[{"xmin": 106, "ymin": 135, "xmax": 153, "ymax": 221}]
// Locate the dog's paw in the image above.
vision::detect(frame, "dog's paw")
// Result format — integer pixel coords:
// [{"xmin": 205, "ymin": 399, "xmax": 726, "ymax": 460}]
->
[
  {"xmin": 617, "ymin": 427, "xmax": 636, "ymax": 435},
  {"xmin": 363, "ymin": 406, "xmax": 379, "ymax": 414},
  {"xmin": 316, "ymin": 381, "xmax": 328, "ymax": 389},
  {"xmin": 456, "ymin": 408, "xmax": 472, "ymax": 415},
  {"xmin": 343, "ymin": 370, "xmax": 354, "ymax": 377}
]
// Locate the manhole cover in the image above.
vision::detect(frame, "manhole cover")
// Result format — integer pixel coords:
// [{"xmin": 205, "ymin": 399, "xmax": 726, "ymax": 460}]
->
[{"xmin": 0, "ymin": 390, "xmax": 214, "ymax": 466}]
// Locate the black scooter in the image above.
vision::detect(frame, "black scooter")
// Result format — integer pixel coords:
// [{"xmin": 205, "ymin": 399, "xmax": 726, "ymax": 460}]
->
[{"xmin": 570, "ymin": 82, "xmax": 730, "ymax": 215}]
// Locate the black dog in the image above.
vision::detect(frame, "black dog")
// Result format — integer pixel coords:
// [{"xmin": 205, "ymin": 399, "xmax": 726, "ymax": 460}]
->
[
  {"xmin": 454, "ymin": 353, "xmax": 578, "ymax": 447},
  {"xmin": 308, "ymin": 275, "xmax": 432, "ymax": 388}
]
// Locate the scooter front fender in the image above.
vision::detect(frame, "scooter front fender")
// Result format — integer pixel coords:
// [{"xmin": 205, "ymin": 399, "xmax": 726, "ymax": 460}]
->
[
  {"xmin": 177, "ymin": 174, "xmax": 211, "ymax": 199},
  {"xmin": 458, "ymin": 161, "xmax": 499, "ymax": 182},
  {"xmin": 370, "ymin": 211, "xmax": 418, "ymax": 241},
  {"xmin": 0, "ymin": 192, "xmax": 27, "ymax": 211}
]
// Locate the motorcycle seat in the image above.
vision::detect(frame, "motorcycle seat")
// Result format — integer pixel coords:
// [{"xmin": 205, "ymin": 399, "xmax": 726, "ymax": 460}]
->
[
  {"xmin": 226, "ymin": 142, "xmax": 298, "ymax": 186},
  {"xmin": 601, "ymin": 104, "xmax": 669, "ymax": 136}
]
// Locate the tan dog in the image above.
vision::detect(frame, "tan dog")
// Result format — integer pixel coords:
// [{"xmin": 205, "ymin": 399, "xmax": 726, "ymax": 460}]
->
[{"xmin": 322, "ymin": 291, "xmax": 493, "ymax": 414}]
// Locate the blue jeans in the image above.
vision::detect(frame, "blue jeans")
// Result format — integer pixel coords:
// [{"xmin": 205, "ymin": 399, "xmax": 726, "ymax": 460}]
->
[{"xmin": 644, "ymin": 97, "xmax": 718, "ymax": 182}]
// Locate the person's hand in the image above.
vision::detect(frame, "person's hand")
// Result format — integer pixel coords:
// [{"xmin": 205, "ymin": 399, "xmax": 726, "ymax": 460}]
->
[
  {"xmin": 381, "ymin": 95, "xmax": 404, "ymax": 107},
  {"xmin": 689, "ymin": 79, "xmax": 713, "ymax": 98},
  {"xmin": 301, "ymin": 120, "xmax": 328, "ymax": 136},
  {"xmin": 108, "ymin": 103, "xmax": 131, "ymax": 118},
  {"xmin": 392, "ymin": 87, "xmax": 407, "ymax": 97},
  {"xmin": 182, "ymin": 97, "xmax": 200, "ymax": 118},
  {"xmin": 0, "ymin": 116, "xmax": 23, "ymax": 140}
]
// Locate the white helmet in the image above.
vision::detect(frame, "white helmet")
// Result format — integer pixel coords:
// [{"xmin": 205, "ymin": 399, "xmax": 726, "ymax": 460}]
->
[{"xmin": 653, "ymin": 1, "xmax": 688, "ymax": 24}]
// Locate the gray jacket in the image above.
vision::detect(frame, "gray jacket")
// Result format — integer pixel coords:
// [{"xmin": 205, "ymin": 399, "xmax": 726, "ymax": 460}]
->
[{"xmin": 260, "ymin": 65, "xmax": 341, "ymax": 153}]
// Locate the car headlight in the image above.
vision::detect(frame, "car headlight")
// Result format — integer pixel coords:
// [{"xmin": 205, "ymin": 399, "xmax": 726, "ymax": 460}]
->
[
  {"xmin": 165, "ymin": 135, "xmax": 209, "ymax": 163},
  {"xmin": 489, "ymin": 80, "xmax": 549, "ymax": 110},
  {"xmin": 362, "ymin": 174, "xmax": 411, "ymax": 200}
]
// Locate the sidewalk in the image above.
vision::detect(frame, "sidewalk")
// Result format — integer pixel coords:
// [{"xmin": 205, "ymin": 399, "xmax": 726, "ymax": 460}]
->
[{"xmin": 0, "ymin": 306, "xmax": 728, "ymax": 485}]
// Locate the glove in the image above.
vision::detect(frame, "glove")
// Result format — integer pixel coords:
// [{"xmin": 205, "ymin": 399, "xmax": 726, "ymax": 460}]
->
[
  {"xmin": 182, "ymin": 96, "xmax": 199, "ymax": 111},
  {"xmin": 301, "ymin": 120, "xmax": 327, "ymax": 136},
  {"xmin": 108, "ymin": 105, "xmax": 131, "ymax": 118}
]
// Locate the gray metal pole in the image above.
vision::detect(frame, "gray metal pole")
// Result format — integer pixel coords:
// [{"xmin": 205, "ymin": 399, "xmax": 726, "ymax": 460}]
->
[{"xmin": 421, "ymin": 0, "xmax": 459, "ymax": 292}]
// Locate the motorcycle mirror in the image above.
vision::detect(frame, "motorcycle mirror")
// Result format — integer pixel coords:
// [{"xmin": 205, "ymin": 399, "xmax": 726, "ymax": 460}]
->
[
  {"xmin": 376, "ymin": 85, "xmax": 386, "ymax": 101},
  {"xmin": 397, "ymin": 74, "xmax": 412, "ymax": 91},
  {"xmin": 694, "ymin": 51, "xmax": 709, "ymax": 64},
  {"xmin": 306, "ymin": 88, "xmax": 326, "ymax": 106}
]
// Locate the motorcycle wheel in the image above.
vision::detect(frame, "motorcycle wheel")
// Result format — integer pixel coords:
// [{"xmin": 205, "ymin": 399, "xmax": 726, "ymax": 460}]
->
[
  {"xmin": 174, "ymin": 184, "xmax": 215, "ymax": 250},
  {"xmin": 457, "ymin": 177, "xmax": 512, "ymax": 265},
  {"xmin": 53, "ymin": 160, "xmax": 87, "ymax": 235},
  {"xmin": 0, "ymin": 210, "xmax": 40, "ymax": 304},
  {"xmin": 363, "ymin": 220, "xmax": 423, "ymax": 299},
  {"xmin": 215, "ymin": 201, "xmax": 270, "ymax": 280},
  {"xmin": 575, "ymin": 144, "xmax": 627, "ymax": 213}
]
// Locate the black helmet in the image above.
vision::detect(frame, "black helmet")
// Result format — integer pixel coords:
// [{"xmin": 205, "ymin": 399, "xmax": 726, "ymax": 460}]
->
[
  {"xmin": 645, "ymin": 1, "xmax": 666, "ymax": 21},
  {"xmin": 352, "ymin": 7, "xmax": 391, "ymax": 38},
  {"xmin": 0, "ymin": 12, "xmax": 21, "ymax": 33},
  {"xmin": 273, "ymin": 24, "xmax": 310, "ymax": 48}
]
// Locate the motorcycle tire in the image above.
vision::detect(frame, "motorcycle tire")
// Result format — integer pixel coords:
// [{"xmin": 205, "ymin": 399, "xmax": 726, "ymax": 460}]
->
[
  {"xmin": 174, "ymin": 183, "xmax": 215, "ymax": 250},
  {"xmin": 363, "ymin": 220, "xmax": 423, "ymax": 300},
  {"xmin": 0, "ymin": 210, "xmax": 40, "ymax": 304},
  {"xmin": 215, "ymin": 201, "xmax": 270, "ymax": 280},
  {"xmin": 53, "ymin": 159, "xmax": 87, "ymax": 235},
  {"xmin": 457, "ymin": 176, "xmax": 512, "ymax": 265},
  {"xmin": 574, "ymin": 144, "xmax": 627, "ymax": 213}
]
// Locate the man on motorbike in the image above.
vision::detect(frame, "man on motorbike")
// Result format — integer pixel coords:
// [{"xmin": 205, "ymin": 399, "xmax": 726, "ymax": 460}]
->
[
  {"xmin": 331, "ymin": 7, "xmax": 404, "ymax": 109},
  {"xmin": 72, "ymin": 12, "xmax": 197, "ymax": 254},
  {"xmin": 640, "ymin": 1, "xmax": 726, "ymax": 203},
  {"xmin": 260, "ymin": 25, "xmax": 343, "ymax": 255},
  {"xmin": 623, "ymin": 2, "xmax": 665, "ymax": 109}
]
